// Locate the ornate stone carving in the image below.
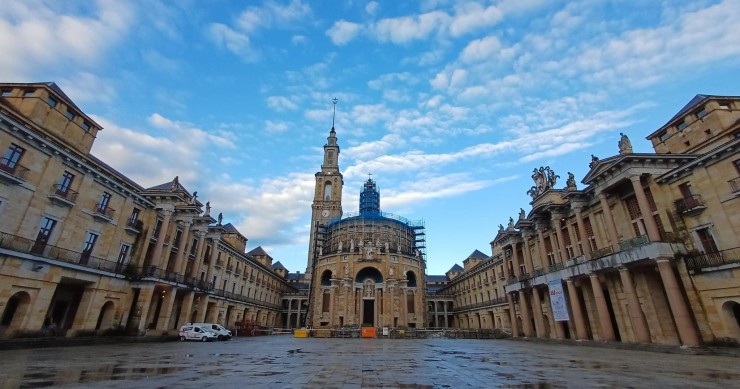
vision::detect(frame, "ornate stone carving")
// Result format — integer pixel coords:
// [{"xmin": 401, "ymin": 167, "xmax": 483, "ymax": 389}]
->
[
  {"xmin": 589, "ymin": 154, "xmax": 599, "ymax": 168},
  {"xmin": 519, "ymin": 208, "xmax": 525, "ymax": 220},
  {"xmin": 618, "ymin": 132, "xmax": 633, "ymax": 154},
  {"xmin": 526, "ymin": 166, "xmax": 560, "ymax": 199},
  {"xmin": 566, "ymin": 172, "xmax": 577, "ymax": 190}
]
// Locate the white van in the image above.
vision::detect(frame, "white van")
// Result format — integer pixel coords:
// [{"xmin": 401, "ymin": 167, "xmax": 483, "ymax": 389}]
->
[
  {"xmin": 186, "ymin": 323, "xmax": 232, "ymax": 340},
  {"xmin": 179, "ymin": 325, "xmax": 218, "ymax": 342}
]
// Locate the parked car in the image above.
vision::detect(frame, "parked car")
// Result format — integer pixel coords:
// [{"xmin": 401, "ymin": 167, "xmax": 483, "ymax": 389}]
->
[
  {"xmin": 179, "ymin": 325, "xmax": 218, "ymax": 342},
  {"xmin": 186, "ymin": 322, "xmax": 232, "ymax": 340}
]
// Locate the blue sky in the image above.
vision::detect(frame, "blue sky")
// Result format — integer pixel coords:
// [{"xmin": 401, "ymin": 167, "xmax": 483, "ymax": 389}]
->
[{"xmin": 2, "ymin": 0, "xmax": 739, "ymax": 275}]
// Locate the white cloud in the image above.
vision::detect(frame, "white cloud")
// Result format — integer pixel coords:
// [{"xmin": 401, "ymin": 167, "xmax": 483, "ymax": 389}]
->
[
  {"xmin": 267, "ymin": 95, "xmax": 298, "ymax": 111},
  {"xmin": 382, "ymin": 173, "xmax": 509, "ymax": 210},
  {"xmin": 236, "ymin": 0, "xmax": 311, "ymax": 33},
  {"xmin": 148, "ymin": 113, "xmax": 237, "ymax": 149},
  {"xmin": 449, "ymin": 3, "xmax": 503, "ymax": 37},
  {"xmin": 291, "ymin": 35, "xmax": 307, "ymax": 45},
  {"xmin": 209, "ymin": 0, "xmax": 312, "ymax": 59},
  {"xmin": 365, "ymin": 1, "xmax": 380, "ymax": 16},
  {"xmin": 57, "ymin": 72, "xmax": 117, "ymax": 105},
  {"xmin": 207, "ymin": 23, "xmax": 255, "ymax": 60},
  {"xmin": 345, "ymin": 134, "xmax": 404, "ymax": 160},
  {"xmin": 0, "ymin": 0, "xmax": 134, "ymax": 80},
  {"xmin": 460, "ymin": 35, "xmax": 502, "ymax": 63},
  {"xmin": 265, "ymin": 120, "xmax": 289, "ymax": 133},
  {"xmin": 205, "ymin": 173, "xmax": 316, "ymax": 246},
  {"xmin": 326, "ymin": 20, "xmax": 363, "ymax": 45},
  {"xmin": 373, "ymin": 11, "xmax": 449, "ymax": 44}
]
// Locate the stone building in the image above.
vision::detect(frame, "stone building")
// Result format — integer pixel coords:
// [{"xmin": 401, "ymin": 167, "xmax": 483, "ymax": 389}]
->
[
  {"xmin": 0, "ymin": 82, "xmax": 295, "ymax": 338},
  {"xmin": 428, "ymin": 94, "xmax": 740, "ymax": 345},
  {"xmin": 305, "ymin": 127, "xmax": 427, "ymax": 328}
]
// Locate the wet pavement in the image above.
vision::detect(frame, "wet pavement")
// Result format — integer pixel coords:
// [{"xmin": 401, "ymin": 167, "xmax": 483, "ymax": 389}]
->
[{"xmin": 1, "ymin": 336, "xmax": 738, "ymax": 388}]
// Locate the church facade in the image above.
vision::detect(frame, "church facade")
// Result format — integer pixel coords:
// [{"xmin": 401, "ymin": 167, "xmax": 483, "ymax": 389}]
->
[{"xmin": 305, "ymin": 128, "xmax": 427, "ymax": 328}]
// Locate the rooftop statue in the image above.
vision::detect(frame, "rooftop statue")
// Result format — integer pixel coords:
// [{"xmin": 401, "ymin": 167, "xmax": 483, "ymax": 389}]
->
[
  {"xmin": 526, "ymin": 166, "xmax": 559, "ymax": 199},
  {"xmin": 618, "ymin": 132, "xmax": 633, "ymax": 154},
  {"xmin": 566, "ymin": 172, "xmax": 577, "ymax": 190},
  {"xmin": 589, "ymin": 154, "xmax": 599, "ymax": 169}
]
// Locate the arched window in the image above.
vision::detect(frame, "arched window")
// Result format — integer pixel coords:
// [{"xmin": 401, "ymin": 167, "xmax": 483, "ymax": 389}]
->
[
  {"xmin": 406, "ymin": 271, "xmax": 417, "ymax": 287},
  {"xmin": 321, "ymin": 270, "xmax": 333, "ymax": 286},
  {"xmin": 324, "ymin": 181, "xmax": 332, "ymax": 201}
]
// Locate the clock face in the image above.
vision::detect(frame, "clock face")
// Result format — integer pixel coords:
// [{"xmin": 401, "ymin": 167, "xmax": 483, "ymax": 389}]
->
[{"xmin": 322, "ymin": 210, "xmax": 330, "ymax": 218}]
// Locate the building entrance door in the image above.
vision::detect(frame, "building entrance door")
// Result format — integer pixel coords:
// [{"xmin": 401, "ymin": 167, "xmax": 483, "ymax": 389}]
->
[{"xmin": 363, "ymin": 299, "xmax": 374, "ymax": 326}]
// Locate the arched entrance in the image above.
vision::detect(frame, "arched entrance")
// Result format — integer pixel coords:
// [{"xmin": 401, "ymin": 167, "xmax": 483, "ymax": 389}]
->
[
  {"xmin": 95, "ymin": 301, "xmax": 116, "ymax": 330},
  {"xmin": 1, "ymin": 291, "xmax": 32, "ymax": 331},
  {"xmin": 355, "ymin": 267, "xmax": 383, "ymax": 327},
  {"xmin": 721, "ymin": 300, "xmax": 740, "ymax": 339}
]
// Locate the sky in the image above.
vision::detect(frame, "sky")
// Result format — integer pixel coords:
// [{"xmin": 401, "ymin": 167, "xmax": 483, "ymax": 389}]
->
[{"xmin": 2, "ymin": 0, "xmax": 739, "ymax": 275}]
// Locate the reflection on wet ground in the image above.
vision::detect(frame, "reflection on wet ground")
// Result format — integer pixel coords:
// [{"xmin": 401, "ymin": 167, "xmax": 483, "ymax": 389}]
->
[{"xmin": 1, "ymin": 337, "xmax": 738, "ymax": 388}]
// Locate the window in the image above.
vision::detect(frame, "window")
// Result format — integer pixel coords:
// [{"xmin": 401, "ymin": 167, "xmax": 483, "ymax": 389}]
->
[
  {"xmin": 117, "ymin": 244, "xmax": 131, "ymax": 264},
  {"xmin": 98, "ymin": 192, "xmax": 111, "ymax": 210},
  {"xmin": 80, "ymin": 232, "xmax": 99, "ymax": 264},
  {"xmin": 718, "ymin": 101, "xmax": 731, "ymax": 109},
  {"xmin": 678, "ymin": 182, "xmax": 694, "ymax": 199},
  {"xmin": 1, "ymin": 143, "xmax": 25, "ymax": 174},
  {"xmin": 64, "ymin": 109, "xmax": 75, "ymax": 120},
  {"xmin": 129, "ymin": 208, "xmax": 140, "ymax": 223},
  {"xmin": 190, "ymin": 238, "xmax": 198, "ymax": 256},
  {"xmin": 1, "ymin": 89, "xmax": 11, "ymax": 97},
  {"xmin": 676, "ymin": 119, "xmax": 687, "ymax": 130},
  {"xmin": 56, "ymin": 171, "xmax": 74, "ymax": 195},
  {"xmin": 23, "ymin": 89, "xmax": 35, "ymax": 97},
  {"xmin": 694, "ymin": 106, "xmax": 707, "ymax": 119},
  {"xmin": 81, "ymin": 121, "xmax": 91, "ymax": 131},
  {"xmin": 695, "ymin": 228, "xmax": 719, "ymax": 254},
  {"xmin": 658, "ymin": 131, "xmax": 669, "ymax": 142},
  {"xmin": 47, "ymin": 96, "xmax": 57, "ymax": 107},
  {"xmin": 31, "ymin": 217, "xmax": 57, "ymax": 254}
]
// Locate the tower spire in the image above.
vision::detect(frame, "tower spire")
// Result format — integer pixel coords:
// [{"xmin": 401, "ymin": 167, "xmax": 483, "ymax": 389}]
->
[{"xmin": 332, "ymin": 97, "xmax": 338, "ymax": 129}]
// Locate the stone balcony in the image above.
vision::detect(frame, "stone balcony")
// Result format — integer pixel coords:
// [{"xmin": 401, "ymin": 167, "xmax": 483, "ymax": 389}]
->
[{"xmin": 505, "ymin": 240, "xmax": 687, "ymax": 293}]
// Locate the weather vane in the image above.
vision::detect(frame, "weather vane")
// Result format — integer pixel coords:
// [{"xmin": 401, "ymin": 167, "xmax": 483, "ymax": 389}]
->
[
  {"xmin": 368, "ymin": 172, "xmax": 372, "ymax": 180},
  {"xmin": 332, "ymin": 97, "xmax": 338, "ymax": 128}
]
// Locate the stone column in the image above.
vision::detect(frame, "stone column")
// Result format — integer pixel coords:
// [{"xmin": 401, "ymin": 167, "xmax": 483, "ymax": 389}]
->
[
  {"xmin": 205, "ymin": 236, "xmax": 220, "ymax": 285},
  {"xmin": 150, "ymin": 205, "xmax": 174, "ymax": 269},
  {"xmin": 552, "ymin": 214, "xmax": 569, "ymax": 264},
  {"xmin": 536, "ymin": 225, "xmax": 550, "ymax": 268},
  {"xmin": 196, "ymin": 296, "xmax": 209, "ymax": 323},
  {"xmin": 519, "ymin": 291, "xmax": 533, "ymax": 337},
  {"xmin": 502, "ymin": 250, "xmax": 511, "ymax": 280},
  {"xmin": 156, "ymin": 286, "xmax": 178, "ymax": 331},
  {"xmin": 656, "ymin": 259, "xmax": 700, "ymax": 346},
  {"xmin": 566, "ymin": 279, "xmax": 588, "ymax": 340},
  {"xmin": 443, "ymin": 300, "xmax": 448, "ymax": 328},
  {"xmin": 530, "ymin": 287, "xmax": 546, "ymax": 338},
  {"xmin": 629, "ymin": 175, "xmax": 661, "ymax": 242},
  {"xmin": 296, "ymin": 298, "xmax": 303, "ymax": 328},
  {"xmin": 507, "ymin": 294, "xmax": 519, "ymax": 336},
  {"xmin": 434, "ymin": 301, "xmax": 439, "ymax": 328},
  {"xmin": 520, "ymin": 238, "xmax": 534, "ymax": 275},
  {"xmin": 573, "ymin": 206, "xmax": 590, "ymax": 259},
  {"xmin": 178, "ymin": 291, "xmax": 195, "ymax": 327},
  {"xmin": 136, "ymin": 286, "xmax": 156, "ymax": 333},
  {"xmin": 189, "ymin": 230, "xmax": 207, "ymax": 278},
  {"xmin": 618, "ymin": 267, "xmax": 650, "ymax": 343},
  {"xmin": 173, "ymin": 219, "xmax": 193, "ymax": 275},
  {"xmin": 285, "ymin": 299, "xmax": 292, "ymax": 328},
  {"xmin": 589, "ymin": 274, "xmax": 616, "ymax": 341},
  {"xmin": 512, "ymin": 245, "xmax": 523, "ymax": 277},
  {"xmin": 597, "ymin": 192, "xmax": 620, "ymax": 251},
  {"xmin": 329, "ymin": 286, "xmax": 336, "ymax": 327}
]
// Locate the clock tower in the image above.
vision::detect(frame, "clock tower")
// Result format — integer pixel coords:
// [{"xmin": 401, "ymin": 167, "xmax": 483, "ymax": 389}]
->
[{"xmin": 306, "ymin": 116, "xmax": 343, "ymax": 275}]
